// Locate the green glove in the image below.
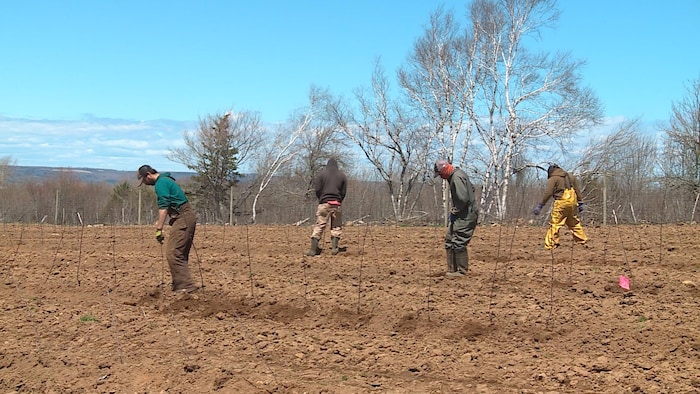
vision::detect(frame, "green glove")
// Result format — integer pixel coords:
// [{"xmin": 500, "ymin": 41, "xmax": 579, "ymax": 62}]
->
[{"xmin": 155, "ymin": 229, "xmax": 164, "ymax": 244}]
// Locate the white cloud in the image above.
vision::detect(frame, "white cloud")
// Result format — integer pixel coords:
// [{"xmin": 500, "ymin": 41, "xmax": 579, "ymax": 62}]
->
[{"xmin": 0, "ymin": 115, "xmax": 195, "ymax": 171}]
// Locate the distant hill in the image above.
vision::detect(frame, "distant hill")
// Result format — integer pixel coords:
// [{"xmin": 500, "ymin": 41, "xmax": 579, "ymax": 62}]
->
[{"xmin": 5, "ymin": 166, "xmax": 196, "ymax": 185}]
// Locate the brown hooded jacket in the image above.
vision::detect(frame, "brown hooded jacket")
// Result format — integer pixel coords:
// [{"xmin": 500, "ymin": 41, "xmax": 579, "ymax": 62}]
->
[{"xmin": 539, "ymin": 166, "xmax": 583, "ymax": 206}]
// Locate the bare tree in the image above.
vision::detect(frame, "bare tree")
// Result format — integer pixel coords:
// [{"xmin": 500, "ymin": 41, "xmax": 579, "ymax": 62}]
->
[
  {"xmin": 577, "ymin": 119, "xmax": 657, "ymax": 223},
  {"xmin": 329, "ymin": 61, "xmax": 432, "ymax": 222},
  {"xmin": 0, "ymin": 155, "xmax": 15, "ymax": 188},
  {"xmin": 0, "ymin": 156, "xmax": 17, "ymax": 222},
  {"xmin": 248, "ymin": 88, "xmax": 325, "ymax": 223},
  {"xmin": 168, "ymin": 110, "xmax": 264, "ymax": 223},
  {"xmin": 398, "ymin": 7, "xmax": 477, "ymax": 223},
  {"xmin": 292, "ymin": 87, "xmax": 353, "ymax": 196},
  {"xmin": 466, "ymin": 0, "xmax": 602, "ymax": 220},
  {"xmin": 661, "ymin": 75, "xmax": 700, "ymax": 220},
  {"xmin": 398, "ymin": 6, "xmax": 474, "ymax": 164},
  {"xmin": 661, "ymin": 76, "xmax": 700, "ymax": 189}
]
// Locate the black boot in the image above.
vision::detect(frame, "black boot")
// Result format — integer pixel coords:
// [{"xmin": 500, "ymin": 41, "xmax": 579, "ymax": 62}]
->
[
  {"xmin": 331, "ymin": 237, "xmax": 340, "ymax": 255},
  {"xmin": 448, "ymin": 248, "xmax": 468, "ymax": 277},
  {"xmin": 445, "ymin": 248, "xmax": 455, "ymax": 275},
  {"xmin": 305, "ymin": 237, "xmax": 321, "ymax": 256}
]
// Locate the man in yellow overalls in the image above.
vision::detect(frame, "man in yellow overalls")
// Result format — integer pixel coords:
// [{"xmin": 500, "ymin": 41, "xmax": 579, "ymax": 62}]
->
[{"xmin": 533, "ymin": 164, "xmax": 587, "ymax": 250}]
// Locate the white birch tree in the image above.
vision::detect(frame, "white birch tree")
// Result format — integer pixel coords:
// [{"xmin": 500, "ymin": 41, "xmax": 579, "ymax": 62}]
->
[
  {"xmin": 467, "ymin": 0, "xmax": 602, "ymax": 220},
  {"xmin": 398, "ymin": 6, "xmax": 475, "ymax": 164},
  {"xmin": 397, "ymin": 7, "xmax": 478, "ymax": 222}
]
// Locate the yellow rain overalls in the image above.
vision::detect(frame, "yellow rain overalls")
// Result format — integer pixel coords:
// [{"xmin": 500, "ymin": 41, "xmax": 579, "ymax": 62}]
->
[{"xmin": 539, "ymin": 167, "xmax": 587, "ymax": 250}]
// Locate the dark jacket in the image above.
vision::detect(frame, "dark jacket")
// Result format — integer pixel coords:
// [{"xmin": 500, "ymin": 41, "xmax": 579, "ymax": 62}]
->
[
  {"xmin": 314, "ymin": 158, "xmax": 347, "ymax": 204},
  {"xmin": 449, "ymin": 167, "xmax": 476, "ymax": 217},
  {"xmin": 539, "ymin": 167, "xmax": 582, "ymax": 206}
]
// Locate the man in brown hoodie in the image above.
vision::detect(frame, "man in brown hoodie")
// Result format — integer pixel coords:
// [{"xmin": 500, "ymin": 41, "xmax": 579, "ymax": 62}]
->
[
  {"xmin": 533, "ymin": 164, "xmax": 587, "ymax": 250},
  {"xmin": 305, "ymin": 157, "xmax": 347, "ymax": 256}
]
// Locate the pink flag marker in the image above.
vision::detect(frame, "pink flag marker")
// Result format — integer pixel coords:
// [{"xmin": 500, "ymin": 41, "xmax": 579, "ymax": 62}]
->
[{"xmin": 619, "ymin": 275, "xmax": 630, "ymax": 290}]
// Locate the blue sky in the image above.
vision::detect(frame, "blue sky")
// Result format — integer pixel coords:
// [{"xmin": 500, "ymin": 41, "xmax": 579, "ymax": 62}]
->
[{"xmin": 1, "ymin": 0, "xmax": 698, "ymax": 172}]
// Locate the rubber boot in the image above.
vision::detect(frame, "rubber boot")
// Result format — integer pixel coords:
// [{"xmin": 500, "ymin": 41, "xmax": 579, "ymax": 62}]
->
[
  {"xmin": 331, "ymin": 236, "xmax": 340, "ymax": 255},
  {"xmin": 448, "ymin": 248, "xmax": 468, "ymax": 277},
  {"xmin": 305, "ymin": 237, "xmax": 320, "ymax": 256},
  {"xmin": 445, "ymin": 248, "xmax": 455, "ymax": 275}
]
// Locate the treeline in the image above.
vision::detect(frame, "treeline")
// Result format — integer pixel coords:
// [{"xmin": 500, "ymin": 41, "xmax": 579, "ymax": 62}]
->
[{"xmin": 0, "ymin": 167, "xmax": 694, "ymax": 226}]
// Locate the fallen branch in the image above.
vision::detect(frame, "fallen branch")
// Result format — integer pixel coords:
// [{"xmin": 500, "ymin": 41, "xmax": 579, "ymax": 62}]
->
[
  {"xmin": 293, "ymin": 218, "xmax": 309, "ymax": 226},
  {"xmin": 348, "ymin": 215, "xmax": 370, "ymax": 226}
]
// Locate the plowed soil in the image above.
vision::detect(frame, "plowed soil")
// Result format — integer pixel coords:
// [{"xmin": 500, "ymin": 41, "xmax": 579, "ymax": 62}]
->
[{"xmin": 1, "ymin": 223, "xmax": 699, "ymax": 393}]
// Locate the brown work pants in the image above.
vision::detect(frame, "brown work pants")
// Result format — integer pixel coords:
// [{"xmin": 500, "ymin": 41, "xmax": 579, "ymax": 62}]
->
[
  {"xmin": 311, "ymin": 202, "xmax": 342, "ymax": 240},
  {"xmin": 166, "ymin": 203, "xmax": 196, "ymax": 291}
]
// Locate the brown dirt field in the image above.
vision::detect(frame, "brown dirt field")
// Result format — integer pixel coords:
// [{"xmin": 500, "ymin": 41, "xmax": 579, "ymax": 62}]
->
[{"xmin": 1, "ymin": 223, "xmax": 699, "ymax": 393}]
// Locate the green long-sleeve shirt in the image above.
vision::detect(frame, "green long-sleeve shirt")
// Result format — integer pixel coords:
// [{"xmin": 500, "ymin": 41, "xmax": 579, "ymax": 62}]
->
[{"xmin": 154, "ymin": 172, "xmax": 188, "ymax": 210}]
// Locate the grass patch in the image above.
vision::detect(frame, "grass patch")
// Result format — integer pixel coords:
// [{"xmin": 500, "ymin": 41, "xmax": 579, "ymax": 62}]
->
[
  {"xmin": 637, "ymin": 315, "xmax": 648, "ymax": 331},
  {"xmin": 80, "ymin": 313, "xmax": 98, "ymax": 323}
]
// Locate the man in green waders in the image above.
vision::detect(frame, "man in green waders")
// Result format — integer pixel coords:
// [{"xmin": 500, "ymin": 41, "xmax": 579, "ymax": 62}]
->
[{"xmin": 434, "ymin": 159, "xmax": 478, "ymax": 277}]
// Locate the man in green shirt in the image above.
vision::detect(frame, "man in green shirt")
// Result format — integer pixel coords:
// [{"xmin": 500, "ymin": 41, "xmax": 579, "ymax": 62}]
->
[{"xmin": 137, "ymin": 165, "xmax": 198, "ymax": 294}]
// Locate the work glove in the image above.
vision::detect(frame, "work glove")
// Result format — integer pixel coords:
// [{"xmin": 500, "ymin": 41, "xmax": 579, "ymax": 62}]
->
[
  {"xmin": 533, "ymin": 203, "xmax": 544, "ymax": 216},
  {"xmin": 155, "ymin": 229, "xmax": 164, "ymax": 244},
  {"xmin": 578, "ymin": 202, "xmax": 585, "ymax": 213}
]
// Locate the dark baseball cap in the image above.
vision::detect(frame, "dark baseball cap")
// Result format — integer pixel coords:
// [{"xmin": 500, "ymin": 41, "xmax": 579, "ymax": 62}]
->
[{"xmin": 137, "ymin": 164, "xmax": 155, "ymax": 186}]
